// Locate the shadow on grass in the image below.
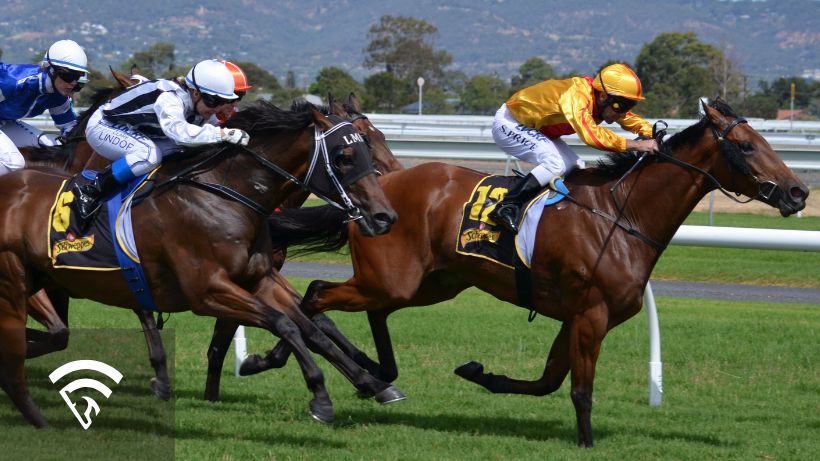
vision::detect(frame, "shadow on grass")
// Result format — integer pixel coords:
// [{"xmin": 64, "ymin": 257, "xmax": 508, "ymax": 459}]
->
[{"xmin": 336, "ymin": 407, "xmax": 734, "ymax": 447}]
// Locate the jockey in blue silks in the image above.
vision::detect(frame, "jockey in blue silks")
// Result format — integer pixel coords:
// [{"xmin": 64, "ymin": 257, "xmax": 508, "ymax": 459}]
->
[{"xmin": 0, "ymin": 39, "xmax": 89, "ymax": 176}]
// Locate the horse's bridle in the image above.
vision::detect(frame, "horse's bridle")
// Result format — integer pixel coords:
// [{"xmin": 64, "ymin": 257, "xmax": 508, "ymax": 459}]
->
[
  {"xmin": 159, "ymin": 120, "xmax": 372, "ymax": 222},
  {"xmin": 567, "ymin": 115, "xmax": 784, "ymax": 252}
]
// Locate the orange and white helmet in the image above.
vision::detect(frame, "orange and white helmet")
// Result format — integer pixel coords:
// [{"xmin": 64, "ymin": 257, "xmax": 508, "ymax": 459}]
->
[
  {"xmin": 185, "ymin": 59, "xmax": 238, "ymax": 100},
  {"xmin": 592, "ymin": 63, "xmax": 644, "ymax": 101},
  {"xmin": 221, "ymin": 60, "xmax": 252, "ymax": 93}
]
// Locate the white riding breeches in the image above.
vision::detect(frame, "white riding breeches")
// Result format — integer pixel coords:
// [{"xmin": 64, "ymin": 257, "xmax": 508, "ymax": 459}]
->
[
  {"xmin": 86, "ymin": 110, "xmax": 163, "ymax": 177},
  {"xmin": 492, "ymin": 104, "xmax": 585, "ymax": 185},
  {"xmin": 0, "ymin": 120, "xmax": 58, "ymax": 176}
]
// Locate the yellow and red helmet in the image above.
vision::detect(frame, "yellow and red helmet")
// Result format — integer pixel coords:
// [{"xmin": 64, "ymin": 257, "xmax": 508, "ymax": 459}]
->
[
  {"xmin": 592, "ymin": 63, "xmax": 644, "ymax": 101},
  {"xmin": 221, "ymin": 60, "xmax": 252, "ymax": 93}
]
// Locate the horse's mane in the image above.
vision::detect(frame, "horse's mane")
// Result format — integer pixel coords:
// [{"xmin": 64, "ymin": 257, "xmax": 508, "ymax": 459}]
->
[
  {"xmin": 225, "ymin": 100, "xmax": 323, "ymax": 134},
  {"xmin": 592, "ymin": 99, "xmax": 740, "ymax": 177}
]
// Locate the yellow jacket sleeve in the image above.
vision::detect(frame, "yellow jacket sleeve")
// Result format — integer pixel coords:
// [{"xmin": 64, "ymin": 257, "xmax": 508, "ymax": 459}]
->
[{"xmin": 618, "ymin": 112, "xmax": 654, "ymax": 138}]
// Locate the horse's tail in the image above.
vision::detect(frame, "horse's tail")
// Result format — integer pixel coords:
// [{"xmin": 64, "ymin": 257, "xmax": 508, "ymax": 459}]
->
[{"xmin": 268, "ymin": 205, "xmax": 349, "ymax": 256}]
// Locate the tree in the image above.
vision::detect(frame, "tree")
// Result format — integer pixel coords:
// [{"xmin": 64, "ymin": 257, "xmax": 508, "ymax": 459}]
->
[
  {"xmin": 510, "ymin": 57, "xmax": 556, "ymax": 93},
  {"xmin": 122, "ymin": 43, "xmax": 176, "ymax": 79},
  {"xmin": 459, "ymin": 74, "xmax": 509, "ymax": 115},
  {"xmin": 308, "ymin": 67, "xmax": 363, "ymax": 102},
  {"xmin": 362, "ymin": 71, "xmax": 412, "ymax": 113},
  {"xmin": 635, "ymin": 32, "xmax": 726, "ymax": 118},
  {"xmin": 364, "ymin": 15, "xmax": 452, "ymax": 84}
]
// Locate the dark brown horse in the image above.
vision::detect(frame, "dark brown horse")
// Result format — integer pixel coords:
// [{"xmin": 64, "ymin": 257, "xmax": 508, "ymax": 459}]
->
[
  {"xmin": 241, "ymin": 100, "xmax": 808, "ymax": 447},
  {"xmin": 0, "ymin": 100, "xmax": 403, "ymax": 428},
  {"xmin": 20, "ymin": 72, "xmax": 175, "ymax": 399},
  {"xmin": 201, "ymin": 93, "xmax": 405, "ymax": 402},
  {"xmin": 22, "ymin": 91, "xmax": 404, "ymax": 403}
]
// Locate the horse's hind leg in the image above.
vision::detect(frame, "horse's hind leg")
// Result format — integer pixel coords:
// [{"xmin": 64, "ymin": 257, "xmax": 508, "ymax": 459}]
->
[
  {"xmin": 204, "ymin": 318, "xmax": 239, "ymax": 402},
  {"xmin": 135, "ymin": 310, "xmax": 171, "ymax": 400},
  {"xmin": 454, "ymin": 322, "xmax": 572, "ymax": 396}
]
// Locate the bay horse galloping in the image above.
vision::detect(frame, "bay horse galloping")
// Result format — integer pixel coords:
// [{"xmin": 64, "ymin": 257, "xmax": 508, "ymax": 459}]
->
[
  {"xmin": 247, "ymin": 100, "xmax": 808, "ymax": 447},
  {"xmin": 0, "ymin": 100, "xmax": 404, "ymax": 428}
]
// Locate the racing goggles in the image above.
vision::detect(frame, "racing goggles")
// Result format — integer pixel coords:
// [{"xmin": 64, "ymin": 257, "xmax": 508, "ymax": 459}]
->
[
  {"xmin": 608, "ymin": 96, "xmax": 636, "ymax": 114},
  {"xmin": 200, "ymin": 92, "xmax": 236, "ymax": 108},
  {"xmin": 53, "ymin": 68, "xmax": 86, "ymax": 90}
]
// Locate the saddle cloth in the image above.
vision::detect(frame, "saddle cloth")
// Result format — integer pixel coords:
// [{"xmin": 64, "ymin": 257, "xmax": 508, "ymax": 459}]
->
[
  {"xmin": 455, "ymin": 175, "xmax": 568, "ymax": 269},
  {"xmin": 48, "ymin": 170, "xmax": 159, "ymax": 311}
]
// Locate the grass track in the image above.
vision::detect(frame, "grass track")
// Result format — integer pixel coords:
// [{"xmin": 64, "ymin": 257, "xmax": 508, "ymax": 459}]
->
[{"xmin": 5, "ymin": 279, "xmax": 818, "ymax": 460}]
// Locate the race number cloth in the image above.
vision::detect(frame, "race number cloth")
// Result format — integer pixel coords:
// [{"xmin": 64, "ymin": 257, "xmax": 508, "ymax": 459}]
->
[
  {"xmin": 455, "ymin": 175, "xmax": 568, "ymax": 269},
  {"xmin": 48, "ymin": 170, "xmax": 159, "ymax": 311}
]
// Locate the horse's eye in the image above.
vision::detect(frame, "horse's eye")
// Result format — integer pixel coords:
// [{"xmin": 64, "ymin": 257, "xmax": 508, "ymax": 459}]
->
[{"xmin": 740, "ymin": 141, "xmax": 754, "ymax": 153}]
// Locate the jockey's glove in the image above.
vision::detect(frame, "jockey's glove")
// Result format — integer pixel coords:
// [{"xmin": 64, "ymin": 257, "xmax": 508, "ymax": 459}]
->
[{"xmin": 221, "ymin": 128, "xmax": 250, "ymax": 146}]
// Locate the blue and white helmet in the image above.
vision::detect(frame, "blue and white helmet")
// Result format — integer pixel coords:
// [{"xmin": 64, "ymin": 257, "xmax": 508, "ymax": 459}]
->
[
  {"xmin": 185, "ymin": 59, "xmax": 238, "ymax": 99},
  {"xmin": 42, "ymin": 40, "xmax": 89, "ymax": 84}
]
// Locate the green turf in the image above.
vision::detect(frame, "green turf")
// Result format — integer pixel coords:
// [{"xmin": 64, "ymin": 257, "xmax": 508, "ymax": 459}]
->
[{"xmin": 4, "ymin": 281, "xmax": 818, "ymax": 460}]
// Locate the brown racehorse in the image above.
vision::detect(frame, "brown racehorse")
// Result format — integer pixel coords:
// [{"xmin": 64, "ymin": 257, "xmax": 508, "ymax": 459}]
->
[
  {"xmin": 19, "ymin": 71, "xmax": 176, "ymax": 399},
  {"xmin": 241, "ymin": 99, "xmax": 808, "ymax": 447},
  {"xmin": 22, "ymin": 91, "xmax": 405, "ymax": 403},
  {"xmin": 0, "ymin": 99, "xmax": 404, "ymax": 428},
  {"xmin": 201, "ymin": 93, "xmax": 405, "ymax": 402}
]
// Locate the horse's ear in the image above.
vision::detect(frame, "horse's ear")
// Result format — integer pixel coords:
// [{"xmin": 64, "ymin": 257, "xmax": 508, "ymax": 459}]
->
[
  {"xmin": 110, "ymin": 66, "xmax": 131, "ymax": 89},
  {"xmin": 703, "ymin": 102, "xmax": 727, "ymax": 128},
  {"xmin": 311, "ymin": 108, "xmax": 334, "ymax": 130},
  {"xmin": 326, "ymin": 92, "xmax": 335, "ymax": 107},
  {"xmin": 348, "ymin": 93, "xmax": 362, "ymax": 112}
]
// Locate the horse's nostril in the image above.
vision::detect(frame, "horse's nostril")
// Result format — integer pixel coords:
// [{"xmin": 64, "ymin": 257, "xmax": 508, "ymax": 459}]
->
[
  {"xmin": 374, "ymin": 212, "xmax": 395, "ymax": 227},
  {"xmin": 789, "ymin": 186, "xmax": 807, "ymax": 201}
]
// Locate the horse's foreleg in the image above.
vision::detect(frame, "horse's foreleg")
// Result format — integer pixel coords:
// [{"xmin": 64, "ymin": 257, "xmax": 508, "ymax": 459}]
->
[
  {"xmin": 193, "ymin": 279, "xmax": 335, "ymax": 423},
  {"xmin": 568, "ymin": 306, "xmax": 608, "ymax": 448},
  {"xmin": 0, "ymin": 314, "xmax": 48, "ymax": 427},
  {"xmin": 204, "ymin": 318, "xmax": 239, "ymax": 402},
  {"xmin": 134, "ymin": 310, "xmax": 171, "ymax": 400},
  {"xmin": 454, "ymin": 322, "xmax": 571, "ymax": 396},
  {"xmin": 26, "ymin": 289, "xmax": 69, "ymax": 359}
]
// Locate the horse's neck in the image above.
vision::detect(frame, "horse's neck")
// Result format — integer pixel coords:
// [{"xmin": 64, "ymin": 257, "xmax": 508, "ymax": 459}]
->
[
  {"xmin": 202, "ymin": 129, "xmax": 312, "ymax": 215},
  {"xmin": 616, "ymin": 141, "xmax": 718, "ymax": 247}
]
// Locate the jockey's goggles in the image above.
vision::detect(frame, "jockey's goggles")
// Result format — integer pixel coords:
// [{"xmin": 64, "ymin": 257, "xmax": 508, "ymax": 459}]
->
[
  {"xmin": 609, "ymin": 97, "xmax": 636, "ymax": 114},
  {"xmin": 200, "ymin": 92, "xmax": 235, "ymax": 108},
  {"xmin": 52, "ymin": 67, "xmax": 86, "ymax": 91}
]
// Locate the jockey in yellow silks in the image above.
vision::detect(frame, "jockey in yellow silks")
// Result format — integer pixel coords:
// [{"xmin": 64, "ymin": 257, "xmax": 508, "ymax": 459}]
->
[{"xmin": 488, "ymin": 63, "xmax": 659, "ymax": 233}]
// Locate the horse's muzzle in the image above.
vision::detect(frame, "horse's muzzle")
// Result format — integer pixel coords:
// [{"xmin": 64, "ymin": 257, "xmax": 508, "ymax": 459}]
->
[
  {"xmin": 760, "ymin": 181, "xmax": 809, "ymax": 217},
  {"xmin": 357, "ymin": 210, "xmax": 397, "ymax": 237}
]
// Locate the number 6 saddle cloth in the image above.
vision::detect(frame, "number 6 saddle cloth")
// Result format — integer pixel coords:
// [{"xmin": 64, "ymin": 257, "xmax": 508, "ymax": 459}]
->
[
  {"xmin": 455, "ymin": 175, "xmax": 569, "ymax": 269},
  {"xmin": 47, "ymin": 169, "xmax": 159, "ymax": 311}
]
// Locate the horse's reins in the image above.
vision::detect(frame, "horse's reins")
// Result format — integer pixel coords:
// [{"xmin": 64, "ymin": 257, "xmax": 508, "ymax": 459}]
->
[
  {"xmin": 156, "ymin": 122, "xmax": 365, "ymax": 221},
  {"xmin": 563, "ymin": 115, "xmax": 768, "ymax": 252}
]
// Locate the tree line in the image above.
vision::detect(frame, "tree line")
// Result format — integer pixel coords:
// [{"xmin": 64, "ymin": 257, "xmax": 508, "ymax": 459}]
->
[{"xmin": 4, "ymin": 16, "xmax": 818, "ymax": 120}]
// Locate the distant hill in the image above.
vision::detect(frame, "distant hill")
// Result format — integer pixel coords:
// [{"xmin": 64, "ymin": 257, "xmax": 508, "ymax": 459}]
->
[{"xmin": 1, "ymin": 0, "xmax": 817, "ymax": 84}]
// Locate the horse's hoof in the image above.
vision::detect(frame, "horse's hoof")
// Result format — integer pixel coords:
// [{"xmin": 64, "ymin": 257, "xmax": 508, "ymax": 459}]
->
[
  {"xmin": 238, "ymin": 355, "xmax": 266, "ymax": 376},
  {"xmin": 150, "ymin": 377, "xmax": 171, "ymax": 401},
  {"xmin": 454, "ymin": 361, "xmax": 484, "ymax": 381},
  {"xmin": 375, "ymin": 385, "xmax": 406, "ymax": 405},
  {"xmin": 309, "ymin": 399, "xmax": 334, "ymax": 424}
]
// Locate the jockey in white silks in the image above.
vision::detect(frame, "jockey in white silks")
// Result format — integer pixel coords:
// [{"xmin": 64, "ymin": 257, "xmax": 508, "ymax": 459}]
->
[{"xmin": 73, "ymin": 59, "xmax": 251, "ymax": 221}]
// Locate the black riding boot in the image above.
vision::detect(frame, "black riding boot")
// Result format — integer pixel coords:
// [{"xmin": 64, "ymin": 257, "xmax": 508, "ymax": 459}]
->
[
  {"xmin": 71, "ymin": 166, "xmax": 121, "ymax": 221},
  {"xmin": 487, "ymin": 173, "xmax": 543, "ymax": 233}
]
